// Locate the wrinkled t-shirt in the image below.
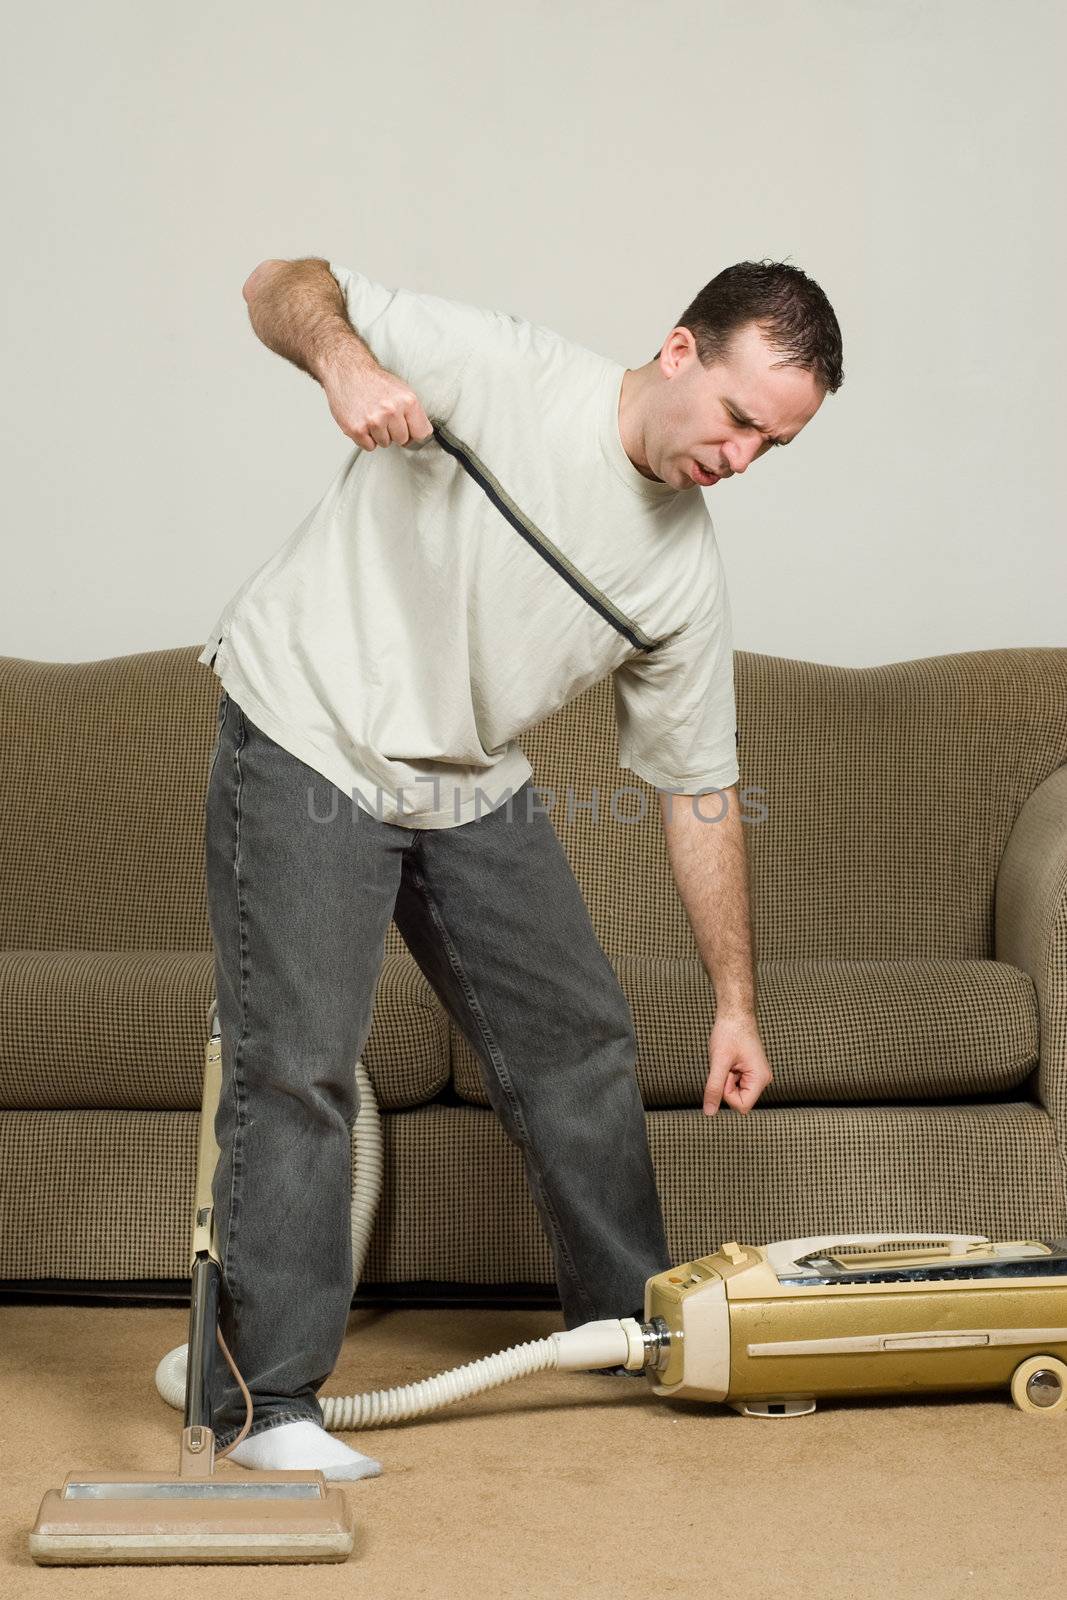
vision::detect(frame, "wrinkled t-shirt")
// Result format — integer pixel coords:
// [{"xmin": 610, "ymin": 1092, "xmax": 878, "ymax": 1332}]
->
[{"xmin": 196, "ymin": 261, "xmax": 739, "ymax": 828}]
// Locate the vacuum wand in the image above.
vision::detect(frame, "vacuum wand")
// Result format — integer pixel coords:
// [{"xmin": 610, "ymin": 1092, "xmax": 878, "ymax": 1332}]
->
[{"xmin": 29, "ymin": 1019, "xmax": 356, "ymax": 1567}]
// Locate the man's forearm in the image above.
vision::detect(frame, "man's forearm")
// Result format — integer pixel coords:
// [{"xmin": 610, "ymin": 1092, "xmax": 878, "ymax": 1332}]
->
[
  {"xmin": 659, "ymin": 785, "xmax": 757, "ymax": 1019},
  {"xmin": 241, "ymin": 258, "xmax": 378, "ymax": 386}
]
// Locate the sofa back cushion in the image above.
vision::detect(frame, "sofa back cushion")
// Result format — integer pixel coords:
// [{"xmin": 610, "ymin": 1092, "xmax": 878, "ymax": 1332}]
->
[
  {"xmin": 4, "ymin": 645, "xmax": 1066, "ymax": 967},
  {"xmin": 0, "ymin": 650, "xmax": 219, "ymax": 950},
  {"xmin": 505, "ymin": 647, "xmax": 1067, "ymax": 963}
]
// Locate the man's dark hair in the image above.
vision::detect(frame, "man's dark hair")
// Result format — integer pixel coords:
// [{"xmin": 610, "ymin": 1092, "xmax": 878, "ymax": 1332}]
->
[{"xmin": 660, "ymin": 259, "xmax": 844, "ymax": 394}]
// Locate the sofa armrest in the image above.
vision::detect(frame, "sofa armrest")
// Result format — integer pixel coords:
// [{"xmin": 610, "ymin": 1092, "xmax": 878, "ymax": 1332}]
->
[{"xmin": 995, "ymin": 765, "xmax": 1067, "ymax": 1140}]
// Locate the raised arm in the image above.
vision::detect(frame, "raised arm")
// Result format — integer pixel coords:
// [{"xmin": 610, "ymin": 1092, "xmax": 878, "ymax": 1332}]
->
[
  {"xmin": 241, "ymin": 257, "xmax": 432, "ymax": 450},
  {"xmin": 242, "ymin": 258, "xmax": 373, "ymax": 383}
]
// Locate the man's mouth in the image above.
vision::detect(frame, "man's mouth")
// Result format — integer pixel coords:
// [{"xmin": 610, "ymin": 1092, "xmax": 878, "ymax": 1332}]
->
[{"xmin": 690, "ymin": 461, "xmax": 721, "ymax": 486}]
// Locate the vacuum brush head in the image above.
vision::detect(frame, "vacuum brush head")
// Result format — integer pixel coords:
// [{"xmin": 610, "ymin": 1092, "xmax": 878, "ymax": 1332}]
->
[{"xmin": 29, "ymin": 1427, "xmax": 355, "ymax": 1566}]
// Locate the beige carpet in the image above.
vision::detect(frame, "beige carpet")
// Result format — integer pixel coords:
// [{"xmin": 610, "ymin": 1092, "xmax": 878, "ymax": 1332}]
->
[{"xmin": 4, "ymin": 1301, "xmax": 1067, "ymax": 1598}]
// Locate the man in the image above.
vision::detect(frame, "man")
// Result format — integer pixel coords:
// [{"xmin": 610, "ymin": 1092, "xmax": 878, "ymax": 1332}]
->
[{"xmin": 198, "ymin": 255, "xmax": 843, "ymax": 1480}]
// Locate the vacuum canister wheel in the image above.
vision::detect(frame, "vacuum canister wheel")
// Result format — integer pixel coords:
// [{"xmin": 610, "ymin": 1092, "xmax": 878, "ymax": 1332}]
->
[{"xmin": 1010, "ymin": 1356, "xmax": 1067, "ymax": 1414}]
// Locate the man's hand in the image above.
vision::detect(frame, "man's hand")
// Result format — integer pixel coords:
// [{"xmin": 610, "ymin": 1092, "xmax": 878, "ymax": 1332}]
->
[
  {"xmin": 322, "ymin": 354, "xmax": 434, "ymax": 452},
  {"xmin": 703, "ymin": 1012, "xmax": 773, "ymax": 1115},
  {"xmin": 239, "ymin": 257, "xmax": 434, "ymax": 450}
]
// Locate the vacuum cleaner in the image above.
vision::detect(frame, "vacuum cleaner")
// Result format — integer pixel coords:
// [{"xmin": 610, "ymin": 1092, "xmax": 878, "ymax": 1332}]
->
[{"xmin": 29, "ymin": 1011, "xmax": 1067, "ymax": 1565}]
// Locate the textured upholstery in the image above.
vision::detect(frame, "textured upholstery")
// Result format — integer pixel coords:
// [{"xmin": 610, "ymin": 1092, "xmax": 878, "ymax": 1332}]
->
[
  {"xmin": 995, "ymin": 765, "xmax": 1067, "ymax": 1138},
  {"xmin": 2, "ymin": 643, "xmax": 1066, "ymax": 1286},
  {"xmin": 0, "ymin": 651, "xmax": 218, "ymax": 952},
  {"xmin": 3, "ymin": 1103, "xmax": 1064, "ymax": 1283},
  {"xmin": 452, "ymin": 955, "xmax": 1040, "ymax": 1107},
  {"xmin": 506, "ymin": 650, "xmax": 1067, "ymax": 963},
  {"xmin": 0, "ymin": 950, "xmax": 448, "ymax": 1111}
]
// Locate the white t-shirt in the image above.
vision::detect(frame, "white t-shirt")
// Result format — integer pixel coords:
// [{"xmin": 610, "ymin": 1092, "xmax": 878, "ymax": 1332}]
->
[{"xmin": 197, "ymin": 262, "xmax": 739, "ymax": 828}]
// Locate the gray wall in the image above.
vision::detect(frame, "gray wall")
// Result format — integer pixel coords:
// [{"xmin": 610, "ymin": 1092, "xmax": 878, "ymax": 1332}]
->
[{"xmin": 2, "ymin": 0, "xmax": 1063, "ymax": 666}]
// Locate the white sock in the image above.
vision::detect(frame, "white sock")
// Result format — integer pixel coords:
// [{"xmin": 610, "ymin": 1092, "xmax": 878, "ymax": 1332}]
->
[{"xmin": 224, "ymin": 1418, "xmax": 382, "ymax": 1482}]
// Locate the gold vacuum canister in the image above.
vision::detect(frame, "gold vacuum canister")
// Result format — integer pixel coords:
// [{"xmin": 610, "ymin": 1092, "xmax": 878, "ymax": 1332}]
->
[{"xmin": 643, "ymin": 1233, "xmax": 1067, "ymax": 1416}]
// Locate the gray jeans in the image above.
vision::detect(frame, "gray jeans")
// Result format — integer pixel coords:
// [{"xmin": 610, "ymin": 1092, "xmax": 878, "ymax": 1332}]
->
[{"xmin": 204, "ymin": 692, "xmax": 670, "ymax": 1447}]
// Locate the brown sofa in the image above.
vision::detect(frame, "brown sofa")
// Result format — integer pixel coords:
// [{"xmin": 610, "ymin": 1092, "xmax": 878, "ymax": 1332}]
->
[{"xmin": 2, "ymin": 644, "xmax": 1066, "ymax": 1300}]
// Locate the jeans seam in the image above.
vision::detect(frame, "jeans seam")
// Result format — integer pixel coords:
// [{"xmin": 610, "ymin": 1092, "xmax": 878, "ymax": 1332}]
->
[
  {"xmin": 206, "ymin": 692, "xmax": 228, "ymax": 787},
  {"xmin": 224, "ymin": 706, "xmax": 250, "ymax": 1339},
  {"xmin": 407, "ymin": 859, "xmax": 595, "ymax": 1323}
]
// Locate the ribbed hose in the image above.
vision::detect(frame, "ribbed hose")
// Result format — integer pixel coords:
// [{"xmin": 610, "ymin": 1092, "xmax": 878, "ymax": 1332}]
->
[
  {"xmin": 346, "ymin": 1056, "xmax": 385, "ymax": 1294},
  {"xmin": 319, "ymin": 1336, "xmax": 565, "ymax": 1429},
  {"xmin": 155, "ymin": 1057, "xmax": 640, "ymax": 1427}
]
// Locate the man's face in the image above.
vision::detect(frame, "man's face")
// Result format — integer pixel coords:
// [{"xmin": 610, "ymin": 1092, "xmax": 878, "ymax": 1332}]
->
[{"xmin": 648, "ymin": 321, "xmax": 826, "ymax": 490}]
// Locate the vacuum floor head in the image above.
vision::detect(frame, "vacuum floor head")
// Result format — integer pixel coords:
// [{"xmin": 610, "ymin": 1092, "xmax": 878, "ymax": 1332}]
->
[{"xmin": 30, "ymin": 1462, "xmax": 354, "ymax": 1565}]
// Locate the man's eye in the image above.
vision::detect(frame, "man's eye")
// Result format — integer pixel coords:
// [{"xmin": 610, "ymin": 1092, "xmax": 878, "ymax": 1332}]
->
[{"xmin": 728, "ymin": 410, "xmax": 784, "ymax": 446}]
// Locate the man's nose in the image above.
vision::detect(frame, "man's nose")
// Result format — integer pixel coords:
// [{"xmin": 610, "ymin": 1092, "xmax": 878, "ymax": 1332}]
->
[{"xmin": 723, "ymin": 435, "xmax": 763, "ymax": 475}]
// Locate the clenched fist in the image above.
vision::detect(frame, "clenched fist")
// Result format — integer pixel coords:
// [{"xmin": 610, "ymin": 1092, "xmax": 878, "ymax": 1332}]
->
[{"xmin": 323, "ymin": 355, "xmax": 434, "ymax": 451}]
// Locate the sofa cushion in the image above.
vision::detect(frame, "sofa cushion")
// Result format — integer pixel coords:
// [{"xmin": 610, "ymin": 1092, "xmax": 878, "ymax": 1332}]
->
[
  {"xmin": 0, "ymin": 949, "xmax": 449, "ymax": 1110},
  {"xmin": 5, "ymin": 1100, "xmax": 1064, "ymax": 1282},
  {"xmin": 0, "ymin": 649, "xmax": 222, "ymax": 951},
  {"xmin": 450, "ymin": 957, "xmax": 1039, "ymax": 1108},
  {"xmin": 6, "ymin": 645, "xmax": 1066, "ymax": 976},
  {"xmin": 511, "ymin": 651, "xmax": 1067, "ymax": 966}
]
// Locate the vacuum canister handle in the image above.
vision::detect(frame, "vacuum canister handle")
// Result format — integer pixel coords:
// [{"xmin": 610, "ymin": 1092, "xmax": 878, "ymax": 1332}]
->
[{"xmin": 764, "ymin": 1232, "xmax": 990, "ymax": 1277}]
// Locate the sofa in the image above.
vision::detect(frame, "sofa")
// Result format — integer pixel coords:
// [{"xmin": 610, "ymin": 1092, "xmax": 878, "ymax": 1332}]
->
[{"xmin": 2, "ymin": 644, "xmax": 1066, "ymax": 1300}]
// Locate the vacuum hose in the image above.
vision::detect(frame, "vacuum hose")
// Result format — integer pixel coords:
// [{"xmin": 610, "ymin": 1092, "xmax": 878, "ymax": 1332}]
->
[{"xmin": 155, "ymin": 1050, "xmax": 649, "ymax": 1430}]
